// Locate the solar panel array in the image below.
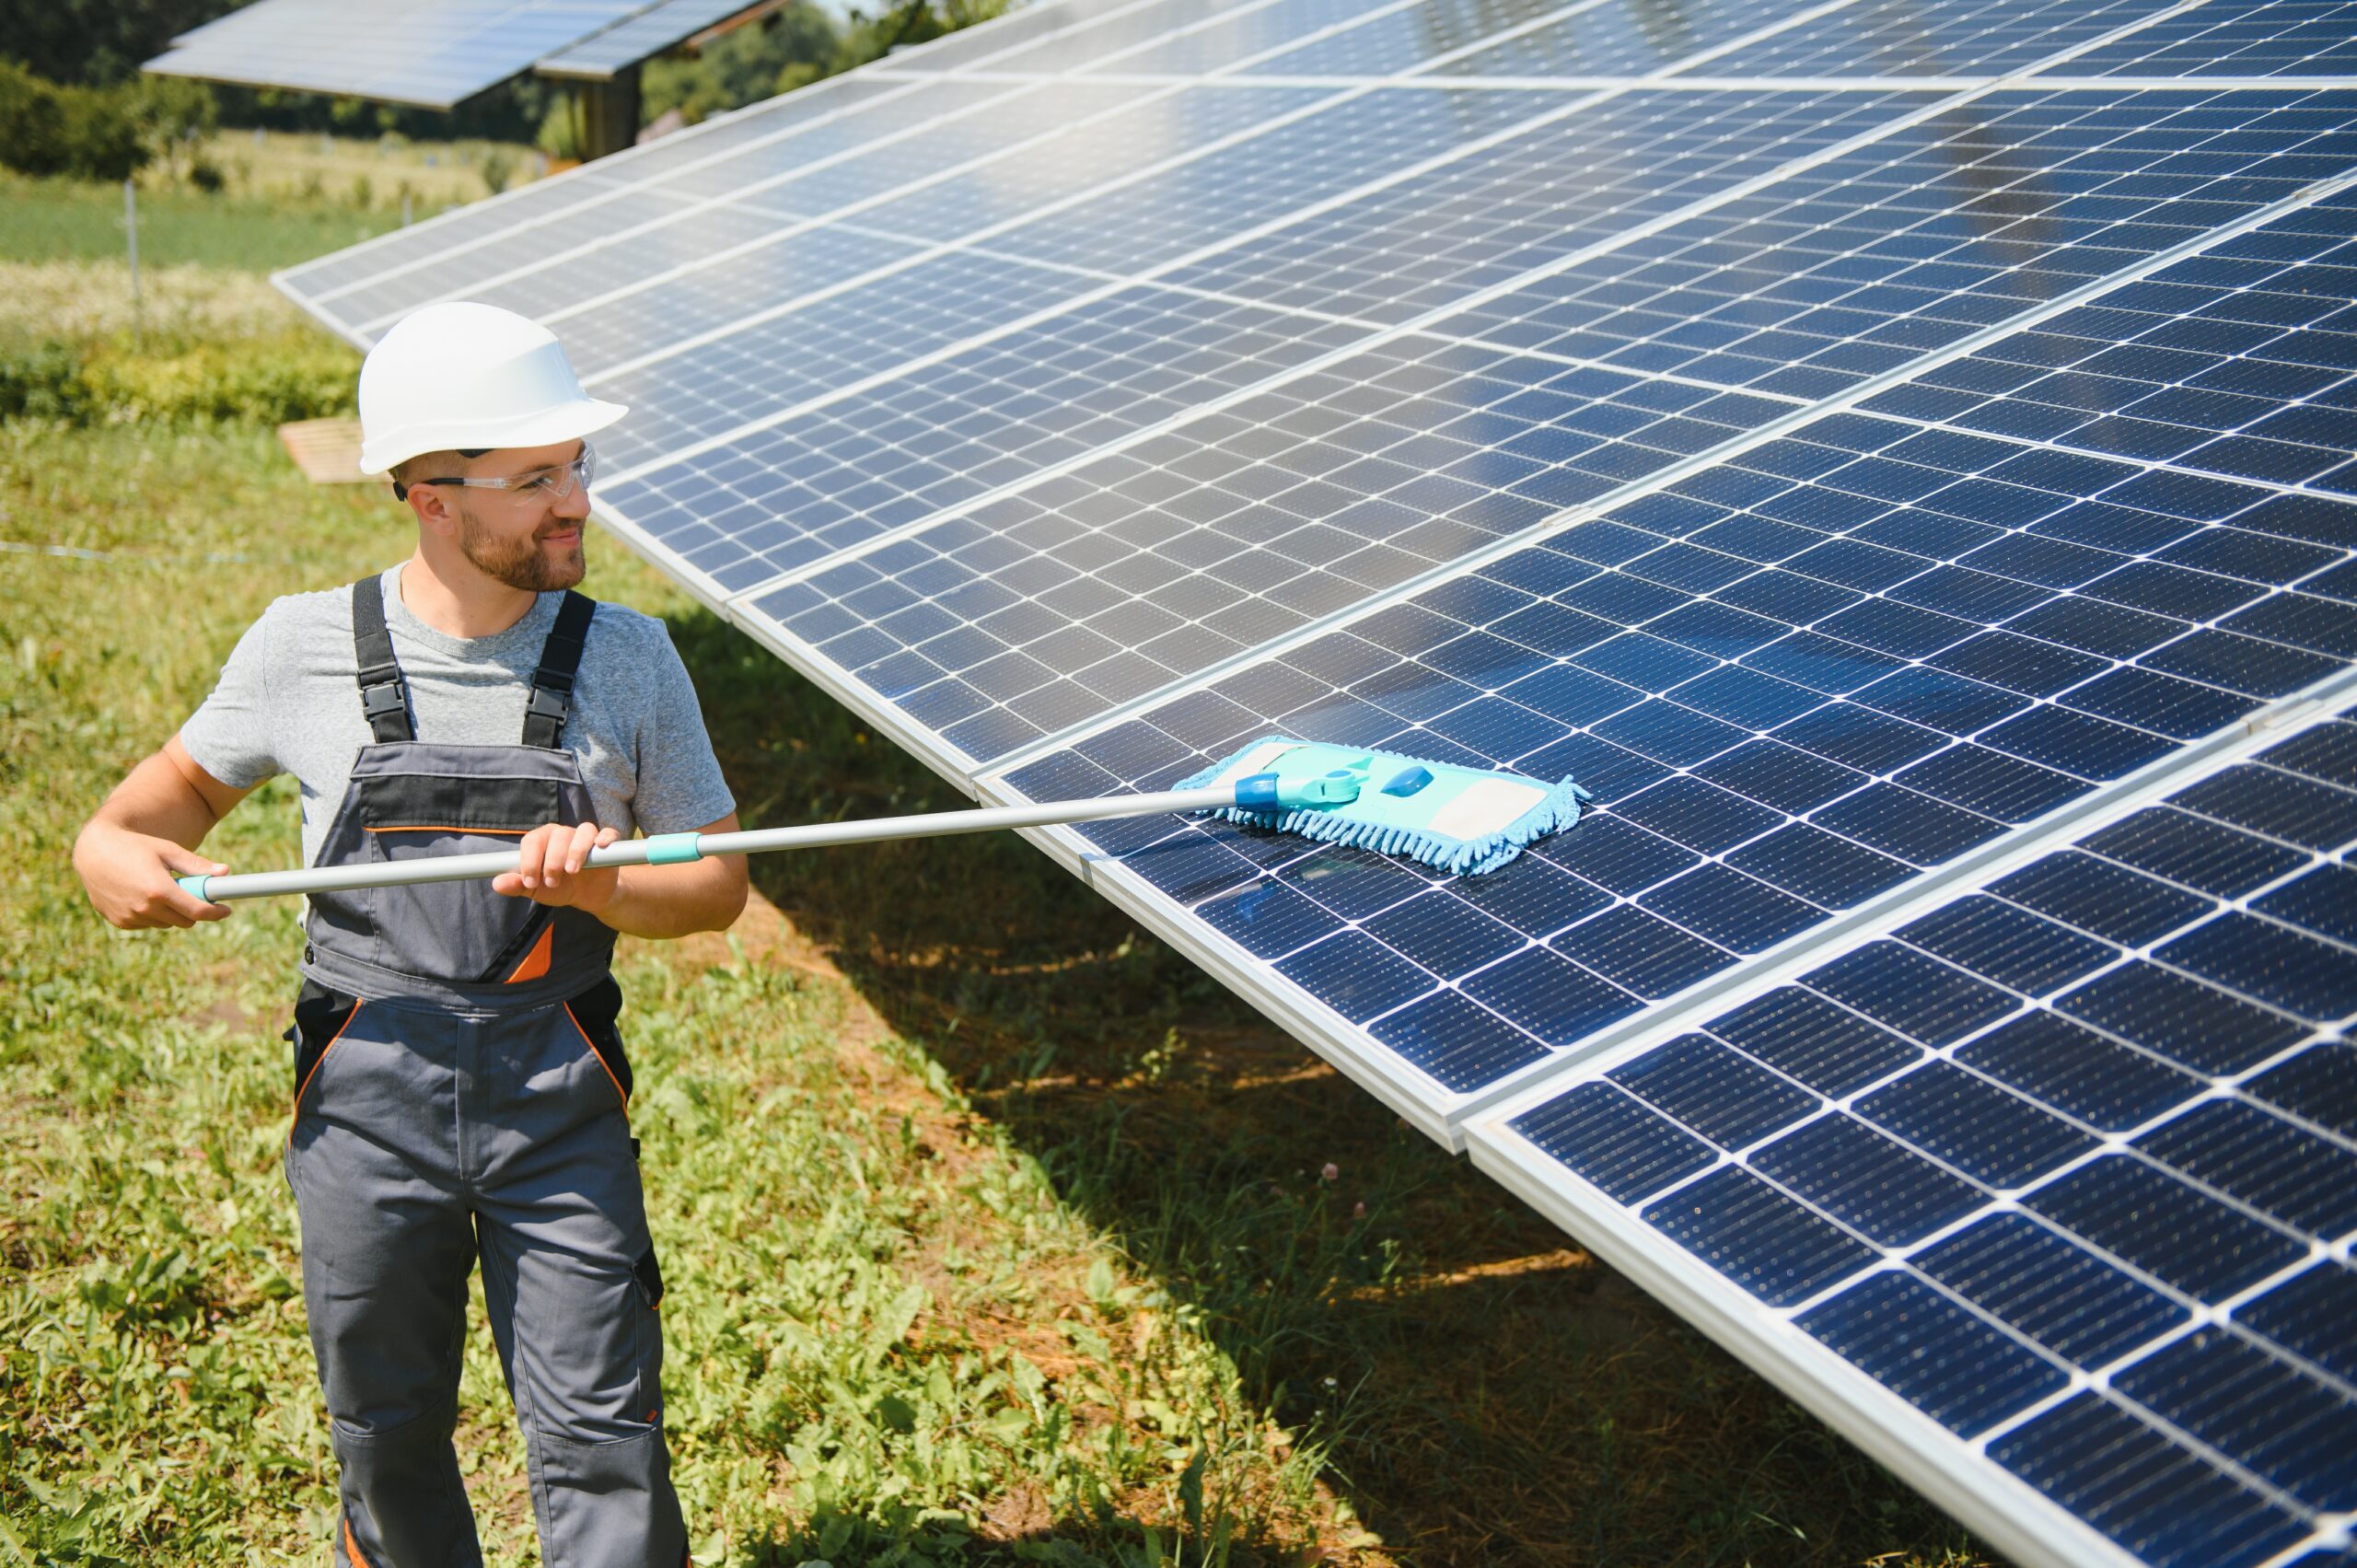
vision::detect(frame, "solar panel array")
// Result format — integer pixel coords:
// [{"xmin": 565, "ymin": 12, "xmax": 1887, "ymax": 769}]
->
[
  {"xmin": 145, "ymin": 0, "xmax": 772, "ymax": 107},
  {"xmin": 275, "ymin": 0, "xmax": 2357, "ymax": 1561}
]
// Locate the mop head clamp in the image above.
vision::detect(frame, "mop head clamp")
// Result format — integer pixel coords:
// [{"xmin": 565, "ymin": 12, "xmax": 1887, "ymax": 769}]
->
[{"xmin": 1186, "ymin": 737, "xmax": 1588, "ymax": 877}]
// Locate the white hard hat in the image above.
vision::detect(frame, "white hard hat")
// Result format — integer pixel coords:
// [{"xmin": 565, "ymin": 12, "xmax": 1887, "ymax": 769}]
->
[{"xmin": 357, "ymin": 301, "xmax": 627, "ymax": 476}]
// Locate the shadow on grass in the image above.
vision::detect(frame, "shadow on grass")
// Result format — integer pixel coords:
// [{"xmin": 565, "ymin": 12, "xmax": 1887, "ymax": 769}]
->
[
  {"xmin": 754, "ymin": 1510, "xmax": 1313, "ymax": 1568},
  {"xmin": 668, "ymin": 606, "xmax": 1986, "ymax": 1568}
]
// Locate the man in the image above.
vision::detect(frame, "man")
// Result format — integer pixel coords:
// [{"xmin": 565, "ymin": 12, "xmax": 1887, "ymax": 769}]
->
[{"xmin": 72, "ymin": 300, "xmax": 748, "ymax": 1567}]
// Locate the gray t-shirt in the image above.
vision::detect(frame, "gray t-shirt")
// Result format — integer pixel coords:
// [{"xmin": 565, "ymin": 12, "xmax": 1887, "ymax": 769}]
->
[{"xmin": 181, "ymin": 563, "xmax": 736, "ymax": 868}]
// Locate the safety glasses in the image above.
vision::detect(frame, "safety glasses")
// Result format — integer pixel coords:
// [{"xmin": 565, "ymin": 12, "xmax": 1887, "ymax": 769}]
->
[{"xmin": 414, "ymin": 445, "xmax": 596, "ymax": 502}]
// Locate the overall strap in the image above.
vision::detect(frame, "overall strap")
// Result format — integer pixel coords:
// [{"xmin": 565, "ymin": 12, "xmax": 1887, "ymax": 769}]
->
[
  {"xmin": 350, "ymin": 575, "xmax": 412, "ymax": 743},
  {"xmin": 522, "ymin": 590, "xmax": 596, "ymax": 749}
]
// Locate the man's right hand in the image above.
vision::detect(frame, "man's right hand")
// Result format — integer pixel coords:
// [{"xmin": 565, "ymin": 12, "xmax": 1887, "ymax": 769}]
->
[{"xmin": 74, "ymin": 823, "xmax": 233, "ymax": 930}]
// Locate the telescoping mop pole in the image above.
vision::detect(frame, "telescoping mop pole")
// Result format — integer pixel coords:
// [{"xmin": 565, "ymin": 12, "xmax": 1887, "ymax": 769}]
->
[
  {"xmin": 176, "ymin": 785, "xmax": 1247, "ymax": 904},
  {"xmin": 175, "ymin": 735, "xmax": 1590, "ymax": 905}
]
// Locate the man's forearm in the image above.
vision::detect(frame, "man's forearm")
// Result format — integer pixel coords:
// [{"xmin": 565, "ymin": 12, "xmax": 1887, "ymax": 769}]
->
[
  {"xmin": 85, "ymin": 749, "xmax": 228, "ymax": 850},
  {"xmin": 587, "ymin": 856, "xmax": 748, "ymax": 939}
]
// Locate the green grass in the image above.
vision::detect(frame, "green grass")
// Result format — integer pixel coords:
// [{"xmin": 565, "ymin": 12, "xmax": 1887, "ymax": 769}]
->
[
  {"xmin": 0, "ymin": 300, "xmax": 2002, "ymax": 1565},
  {"xmin": 0, "ymin": 171, "xmax": 405, "ymax": 273}
]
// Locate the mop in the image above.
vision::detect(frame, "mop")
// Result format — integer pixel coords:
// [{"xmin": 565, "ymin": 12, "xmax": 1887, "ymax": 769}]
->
[{"xmin": 174, "ymin": 737, "xmax": 1587, "ymax": 903}]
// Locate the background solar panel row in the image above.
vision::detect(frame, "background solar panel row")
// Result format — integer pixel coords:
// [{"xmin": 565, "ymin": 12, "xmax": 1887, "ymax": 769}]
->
[
  {"xmin": 147, "ymin": 0, "xmax": 642, "ymax": 108},
  {"xmin": 1472, "ymin": 700, "xmax": 2357, "ymax": 1568}
]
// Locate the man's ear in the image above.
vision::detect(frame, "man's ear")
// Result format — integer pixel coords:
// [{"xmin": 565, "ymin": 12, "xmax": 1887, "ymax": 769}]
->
[{"xmin": 406, "ymin": 478, "xmax": 459, "ymax": 538}]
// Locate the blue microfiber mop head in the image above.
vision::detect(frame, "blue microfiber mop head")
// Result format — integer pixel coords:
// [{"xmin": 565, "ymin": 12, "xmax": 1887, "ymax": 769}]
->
[{"xmin": 1177, "ymin": 737, "xmax": 1589, "ymax": 877}]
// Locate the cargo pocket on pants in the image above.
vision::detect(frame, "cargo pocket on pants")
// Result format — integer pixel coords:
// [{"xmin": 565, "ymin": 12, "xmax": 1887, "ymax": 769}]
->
[
  {"xmin": 633, "ymin": 1246, "xmax": 665, "ymax": 1426},
  {"xmin": 563, "ymin": 976, "xmax": 633, "ymax": 1109},
  {"xmin": 286, "ymin": 979, "xmax": 362, "ymax": 1123}
]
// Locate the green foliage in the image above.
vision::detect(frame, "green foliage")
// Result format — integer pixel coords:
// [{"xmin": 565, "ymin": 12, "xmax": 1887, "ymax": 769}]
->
[
  {"xmin": 0, "ymin": 62, "xmax": 219, "ymax": 182},
  {"xmin": 0, "ymin": 0, "xmax": 235, "ymax": 87},
  {"xmin": 640, "ymin": 5, "xmax": 847, "ymax": 126},
  {"xmin": 0, "ymin": 334, "xmax": 356, "ymax": 425},
  {"xmin": 0, "ymin": 61, "xmax": 149, "ymax": 180}
]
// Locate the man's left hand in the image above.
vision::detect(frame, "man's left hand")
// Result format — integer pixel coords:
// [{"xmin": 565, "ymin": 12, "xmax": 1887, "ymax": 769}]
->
[{"xmin": 493, "ymin": 821, "xmax": 622, "ymax": 912}]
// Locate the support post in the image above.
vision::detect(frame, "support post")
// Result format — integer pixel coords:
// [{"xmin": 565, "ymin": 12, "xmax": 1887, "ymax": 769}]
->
[
  {"xmin": 123, "ymin": 180, "xmax": 142, "ymax": 351},
  {"xmin": 575, "ymin": 66, "xmax": 642, "ymax": 161}
]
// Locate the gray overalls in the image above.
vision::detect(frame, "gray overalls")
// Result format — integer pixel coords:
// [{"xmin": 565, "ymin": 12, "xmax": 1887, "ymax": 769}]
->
[{"xmin": 284, "ymin": 575, "xmax": 687, "ymax": 1567}]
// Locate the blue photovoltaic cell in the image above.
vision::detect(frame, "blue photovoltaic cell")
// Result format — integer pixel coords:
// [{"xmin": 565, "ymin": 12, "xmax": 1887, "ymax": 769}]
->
[
  {"xmin": 564, "ymin": 75, "xmax": 919, "ymax": 185},
  {"xmin": 1426, "ymin": 0, "xmax": 1823, "ymax": 77},
  {"xmin": 343, "ymin": 80, "xmax": 1196, "ymax": 332},
  {"xmin": 882, "ymin": 0, "xmax": 1160, "ymax": 71},
  {"xmin": 756, "ymin": 82, "xmax": 1331, "ymax": 235},
  {"xmin": 586, "ymin": 250, "xmax": 1097, "ymax": 474},
  {"xmin": 1161, "ymin": 87, "xmax": 1924, "ymax": 326},
  {"xmin": 1237, "ymin": 0, "xmax": 1573, "ymax": 75},
  {"xmin": 273, "ymin": 75, "xmax": 914, "ymax": 306},
  {"xmin": 1989, "ymin": 1395, "xmax": 2312, "ymax": 1568},
  {"xmin": 1796, "ymin": 1270, "xmax": 2072, "ymax": 1436},
  {"xmin": 608, "ymin": 286, "xmax": 1370, "ymax": 585},
  {"xmin": 145, "ymin": 0, "xmax": 635, "ymax": 108},
  {"xmin": 2064, "ymin": 0, "xmax": 2357, "ymax": 76},
  {"xmin": 1861, "ymin": 185, "xmax": 2357, "ymax": 494},
  {"xmin": 726, "ymin": 86, "xmax": 1181, "ymax": 221},
  {"xmin": 1707, "ymin": 0, "xmax": 2177, "ymax": 75},
  {"xmin": 749, "ymin": 334, "xmax": 1812, "ymax": 764},
  {"xmin": 1491, "ymin": 705, "xmax": 2357, "ymax": 1567},
  {"xmin": 944, "ymin": 87, "xmax": 1557, "ymax": 275},
  {"xmin": 1075, "ymin": 0, "xmax": 1443, "ymax": 74},
  {"xmin": 544, "ymin": 226, "xmax": 932, "ymax": 378},
  {"xmin": 535, "ymin": 0, "xmax": 773, "ymax": 76},
  {"xmin": 323, "ymin": 78, "xmax": 1023, "ymax": 329},
  {"xmin": 1434, "ymin": 88, "xmax": 2357, "ymax": 403},
  {"xmin": 968, "ymin": 0, "xmax": 1288, "ymax": 74}
]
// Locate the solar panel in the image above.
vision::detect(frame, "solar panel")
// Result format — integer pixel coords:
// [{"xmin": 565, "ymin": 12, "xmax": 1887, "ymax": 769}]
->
[
  {"xmin": 535, "ymin": 0, "xmax": 782, "ymax": 79},
  {"xmin": 272, "ymin": 0, "xmax": 2357, "ymax": 1559},
  {"xmin": 146, "ymin": 0, "xmax": 644, "ymax": 109},
  {"xmin": 1471, "ymin": 699, "xmax": 2357, "ymax": 1568}
]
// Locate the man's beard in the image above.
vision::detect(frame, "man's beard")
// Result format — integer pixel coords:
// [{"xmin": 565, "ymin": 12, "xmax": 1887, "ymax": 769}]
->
[{"xmin": 457, "ymin": 504, "xmax": 585, "ymax": 592}]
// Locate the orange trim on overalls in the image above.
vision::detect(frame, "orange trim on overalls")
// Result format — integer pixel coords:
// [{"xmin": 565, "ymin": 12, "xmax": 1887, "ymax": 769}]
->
[
  {"xmin": 505, "ymin": 924, "xmax": 554, "ymax": 983},
  {"xmin": 287, "ymin": 1000, "xmax": 366, "ymax": 1151},
  {"xmin": 565, "ymin": 1001, "xmax": 629, "ymax": 1108},
  {"xmin": 363, "ymin": 825, "xmax": 530, "ymax": 835},
  {"xmin": 343, "ymin": 1514, "xmax": 376, "ymax": 1568}
]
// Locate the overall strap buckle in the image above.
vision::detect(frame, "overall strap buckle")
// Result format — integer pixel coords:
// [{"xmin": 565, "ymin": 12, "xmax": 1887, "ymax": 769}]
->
[
  {"xmin": 350, "ymin": 575, "xmax": 413, "ymax": 744},
  {"xmin": 522, "ymin": 590, "xmax": 596, "ymax": 749}
]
